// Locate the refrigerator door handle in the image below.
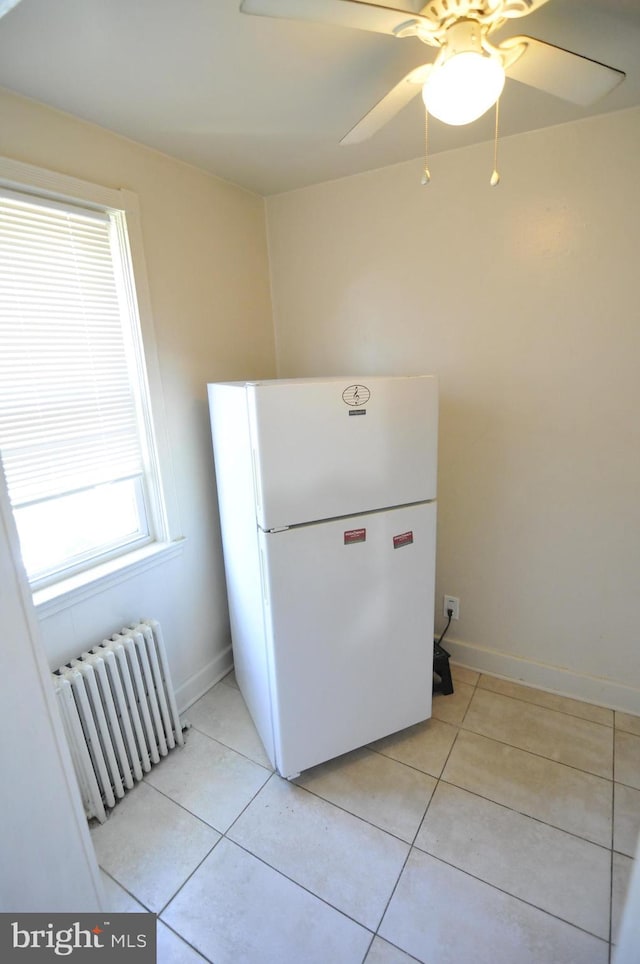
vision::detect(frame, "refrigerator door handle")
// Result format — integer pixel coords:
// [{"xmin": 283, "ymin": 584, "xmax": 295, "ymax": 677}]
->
[
  {"xmin": 258, "ymin": 545, "xmax": 269, "ymax": 607},
  {"xmin": 251, "ymin": 446, "xmax": 262, "ymax": 514}
]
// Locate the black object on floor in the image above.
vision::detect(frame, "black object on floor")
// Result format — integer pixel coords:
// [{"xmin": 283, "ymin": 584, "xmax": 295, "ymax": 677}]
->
[{"xmin": 433, "ymin": 641, "xmax": 454, "ymax": 695}]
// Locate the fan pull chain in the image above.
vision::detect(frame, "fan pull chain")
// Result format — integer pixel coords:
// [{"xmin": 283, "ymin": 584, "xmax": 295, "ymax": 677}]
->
[
  {"xmin": 490, "ymin": 96, "xmax": 501, "ymax": 187},
  {"xmin": 421, "ymin": 108, "xmax": 431, "ymax": 185}
]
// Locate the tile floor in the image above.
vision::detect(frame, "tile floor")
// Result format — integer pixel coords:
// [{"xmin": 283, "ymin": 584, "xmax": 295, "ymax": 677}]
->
[{"xmin": 93, "ymin": 665, "xmax": 640, "ymax": 964}]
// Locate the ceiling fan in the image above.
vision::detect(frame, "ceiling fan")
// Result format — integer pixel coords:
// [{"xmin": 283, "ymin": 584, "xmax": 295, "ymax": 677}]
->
[
  {"xmin": 239, "ymin": 0, "xmax": 625, "ymax": 142},
  {"xmin": 0, "ymin": 0, "xmax": 23, "ymax": 17}
]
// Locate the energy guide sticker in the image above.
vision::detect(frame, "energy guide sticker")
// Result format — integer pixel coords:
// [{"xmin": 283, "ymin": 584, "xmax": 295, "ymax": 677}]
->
[{"xmin": 344, "ymin": 528, "xmax": 366, "ymax": 545}]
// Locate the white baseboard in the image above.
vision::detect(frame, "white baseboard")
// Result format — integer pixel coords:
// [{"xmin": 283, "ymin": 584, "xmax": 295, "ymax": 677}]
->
[
  {"xmin": 175, "ymin": 643, "xmax": 234, "ymax": 715},
  {"xmin": 174, "ymin": 638, "xmax": 639, "ymax": 719},
  {"xmin": 445, "ymin": 636, "xmax": 640, "ymax": 716}
]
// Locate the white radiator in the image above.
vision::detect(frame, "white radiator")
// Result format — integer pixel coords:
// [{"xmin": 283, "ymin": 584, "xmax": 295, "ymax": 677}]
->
[{"xmin": 52, "ymin": 619, "xmax": 184, "ymax": 823}]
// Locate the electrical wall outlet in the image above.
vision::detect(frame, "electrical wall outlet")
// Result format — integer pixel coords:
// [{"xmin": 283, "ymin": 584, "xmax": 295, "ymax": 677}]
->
[{"xmin": 443, "ymin": 595, "xmax": 460, "ymax": 620}]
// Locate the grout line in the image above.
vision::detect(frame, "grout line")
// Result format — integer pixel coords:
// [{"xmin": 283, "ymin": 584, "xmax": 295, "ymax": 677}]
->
[
  {"xmin": 611, "ymin": 741, "xmax": 617, "ymax": 853},
  {"xmin": 370, "ymin": 720, "xmax": 453, "ymax": 942},
  {"xmin": 611, "ymin": 777, "xmax": 640, "ymax": 792},
  {"xmin": 139, "ymin": 775, "xmax": 224, "ymax": 833},
  {"xmin": 369, "ymin": 838, "xmax": 414, "ymax": 936},
  {"xmin": 370, "ymin": 937, "xmax": 424, "ymax": 963},
  {"xmin": 434, "ymin": 776, "xmax": 613, "ymax": 852},
  {"xmin": 142, "ymin": 759, "xmax": 272, "ymax": 837},
  {"xmin": 186, "ymin": 721, "xmax": 274, "ymax": 772},
  {"xmin": 475, "ymin": 674, "xmax": 616, "ymax": 728},
  {"xmin": 153, "ymin": 703, "xmax": 615, "ymax": 895},
  {"xmin": 220, "ymin": 836, "xmax": 378, "ymax": 937},
  {"xmin": 111, "ymin": 760, "xmax": 270, "ymax": 919},
  {"xmin": 135, "ymin": 739, "xmax": 617, "ymax": 956},
  {"xmin": 439, "ymin": 718, "xmax": 462, "ymax": 772},
  {"xmin": 101, "ymin": 673, "xmax": 628, "ymax": 960},
  {"xmin": 454, "ymin": 722, "xmax": 614, "ymax": 783},
  {"xmin": 467, "ymin": 685, "xmax": 615, "ymax": 735},
  {"xmin": 269, "ymin": 772, "xmax": 420, "ymax": 847},
  {"xmin": 99, "ymin": 866, "xmax": 152, "ymax": 912},
  {"xmin": 155, "ymin": 919, "xmax": 213, "ymax": 963},
  {"xmin": 608, "ymin": 847, "xmax": 615, "ymax": 964},
  {"xmin": 609, "ymin": 735, "xmax": 617, "ymax": 958},
  {"xmin": 412, "ymin": 849, "xmax": 611, "ymax": 945},
  {"xmin": 156, "ymin": 834, "xmax": 224, "ymax": 918},
  {"xmin": 223, "ymin": 776, "xmax": 417, "ymax": 940},
  {"xmin": 615, "ymin": 722, "xmax": 640, "ymax": 737},
  {"xmin": 458, "ymin": 689, "xmax": 476, "ymax": 728},
  {"xmin": 360, "ymin": 933, "xmax": 376, "ymax": 964},
  {"xmin": 224, "ymin": 769, "xmax": 278, "ymax": 837}
]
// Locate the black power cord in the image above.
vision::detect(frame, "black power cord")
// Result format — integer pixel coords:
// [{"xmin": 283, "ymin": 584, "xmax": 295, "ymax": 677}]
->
[
  {"xmin": 433, "ymin": 606, "xmax": 455, "ymax": 696},
  {"xmin": 436, "ymin": 607, "xmax": 453, "ymax": 648}
]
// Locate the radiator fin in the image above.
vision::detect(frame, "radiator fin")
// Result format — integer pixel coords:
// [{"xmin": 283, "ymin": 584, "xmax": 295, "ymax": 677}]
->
[{"xmin": 52, "ymin": 619, "xmax": 183, "ymax": 823}]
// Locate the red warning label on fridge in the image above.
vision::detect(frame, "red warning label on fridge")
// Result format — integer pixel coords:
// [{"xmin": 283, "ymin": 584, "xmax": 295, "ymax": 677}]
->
[
  {"xmin": 344, "ymin": 528, "xmax": 366, "ymax": 545},
  {"xmin": 393, "ymin": 531, "xmax": 414, "ymax": 549}
]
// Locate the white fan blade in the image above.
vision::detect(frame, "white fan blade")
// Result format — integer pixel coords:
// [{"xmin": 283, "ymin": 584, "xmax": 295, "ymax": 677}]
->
[
  {"xmin": 498, "ymin": 0, "xmax": 553, "ymax": 18},
  {"xmin": 503, "ymin": 35, "xmax": 625, "ymax": 106},
  {"xmin": 0, "ymin": 0, "xmax": 23, "ymax": 17},
  {"xmin": 341, "ymin": 64, "xmax": 431, "ymax": 144},
  {"xmin": 240, "ymin": 0, "xmax": 434, "ymax": 38}
]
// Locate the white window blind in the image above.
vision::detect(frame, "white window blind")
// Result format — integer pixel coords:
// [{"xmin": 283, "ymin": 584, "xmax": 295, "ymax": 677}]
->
[{"xmin": 0, "ymin": 187, "xmax": 154, "ymax": 584}]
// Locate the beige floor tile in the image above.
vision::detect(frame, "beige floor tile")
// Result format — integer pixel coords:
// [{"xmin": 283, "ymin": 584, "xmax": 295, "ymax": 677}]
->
[
  {"xmin": 442, "ymin": 730, "xmax": 612, "ymax": 846},
  {"xmin": 369, "ymin": 716, "xmax": 459, "ymax": 778},
  {"xmin": 91, "ymin": 782, "xmax": 219, "ymax": 912},
  {"xmin": 612, "ymin": 852, "xmax": 634, "ymax": 944},
  {"xmin": 228, "ymin": 775, "xmax": 408, "ymax": 930},
  {"xmin": 161, "ymin": 838, "xmax": 372, "ymax": 964},
  {"xmin": 379, "ymin": 849, "xmax": 609, "ymax": 964},
  {"xmin": 451, "ymin": 664, "xmax": 479, "ymax": 686},
  {"xmin": 92, "ymin": 675, "xmax": 631, "ymax": 962},
  {"xmin": 296, "ymin": 746, "xmax": 436, "ymax": 842},
  {"xmin": 616, "ymin": 712, "xmax": 640, "ymax": 737},
  {"xmin": 157, "ymin": 922, "xmax": 208, "ymax": 964},
  {"xmin": 415, "ymin": 782, "xmax": 611, "ymax": 939},
  {"xmin": 432, "ymin": 680, "xmax": 474, "ymax": 724},
  {"xmin": 615, "ymin": 730, "xmax": 640, "ymax": 790},
  {"xmin": 614, "ymin": 783, "xmax": 640, "ymax": 857},
  {"xmin": 463, "ymin": 688, "xmax": 613, "ymax": 778},
  {"xmin": 479, "ymin": 675, "xmax": 614, "ymax": 727},
  {"xmin": 144, "ymin": 727, "xmax": 270, "ymax": 832},
  {"xmin": 187, "ymin": 680, "xmax": 272, "ymax": 769},
  {"xmin": 365, "ymin": 936, "xmax": 417, "ymax": 963}
]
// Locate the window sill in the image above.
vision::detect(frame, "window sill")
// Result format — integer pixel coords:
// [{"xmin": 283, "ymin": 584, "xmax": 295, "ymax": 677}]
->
[{"xmin": 33, "ymin": 539, "xmax": 186, "ymax": 618}]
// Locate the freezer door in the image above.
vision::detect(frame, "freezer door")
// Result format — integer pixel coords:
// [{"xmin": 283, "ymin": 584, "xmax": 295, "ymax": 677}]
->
[
  {"xmin": 247, "ymin": 376, "xmax": 437, "ymax": 529},
  {"xmin": 260, "ymin": 501, "xmax": 436, "ymax": 778}
]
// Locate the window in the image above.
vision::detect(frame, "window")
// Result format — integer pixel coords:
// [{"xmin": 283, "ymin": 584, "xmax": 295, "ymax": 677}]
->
[{"xmin": 0, "ymin": 171, "xmax": 168, "ymax": 590}]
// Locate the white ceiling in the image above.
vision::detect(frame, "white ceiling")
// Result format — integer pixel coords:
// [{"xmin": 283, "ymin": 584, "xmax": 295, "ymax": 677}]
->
[{"xmin": 0, "ymin": 0, "xmax": 639, "ymax": 196}]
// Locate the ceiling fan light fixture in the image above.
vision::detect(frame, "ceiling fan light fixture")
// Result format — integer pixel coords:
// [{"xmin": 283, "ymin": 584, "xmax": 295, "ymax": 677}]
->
[{"xmin": 422, "ymin": 49, "xmax": 505, "ymax": 126}]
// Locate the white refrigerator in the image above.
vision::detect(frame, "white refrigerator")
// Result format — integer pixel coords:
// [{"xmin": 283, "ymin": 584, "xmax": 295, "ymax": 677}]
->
[{"xmin": 208, "ymin": 375, "xmax": 438, "ymax": 778}]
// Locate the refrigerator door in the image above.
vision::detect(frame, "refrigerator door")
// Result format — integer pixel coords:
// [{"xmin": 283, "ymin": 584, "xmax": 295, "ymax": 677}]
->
[
  {"xmin": 247, "ymin": 376, "xmax": 438, "ymax": 530},
  {"xmin": 259, "ymin": 501, "xmax": 436, "ymax": 778}
]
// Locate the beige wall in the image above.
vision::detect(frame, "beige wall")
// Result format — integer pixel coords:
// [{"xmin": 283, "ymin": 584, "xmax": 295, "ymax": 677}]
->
[
  {"xmin": 3, "ymin": 83, "xmax": 638, "ymax": 711},
  {"xmin": 0, "ymin": 87, "xmax": 277, "ymax": 704},
  {"xmin": 266, "ymin": 107, "xmax": 640, "ymax": 710}
]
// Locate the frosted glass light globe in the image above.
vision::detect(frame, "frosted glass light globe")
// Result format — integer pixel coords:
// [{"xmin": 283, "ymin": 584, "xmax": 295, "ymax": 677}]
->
[{"xmin": 422, "ymin": 51, "xmax": 505, "ymax": 126}]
